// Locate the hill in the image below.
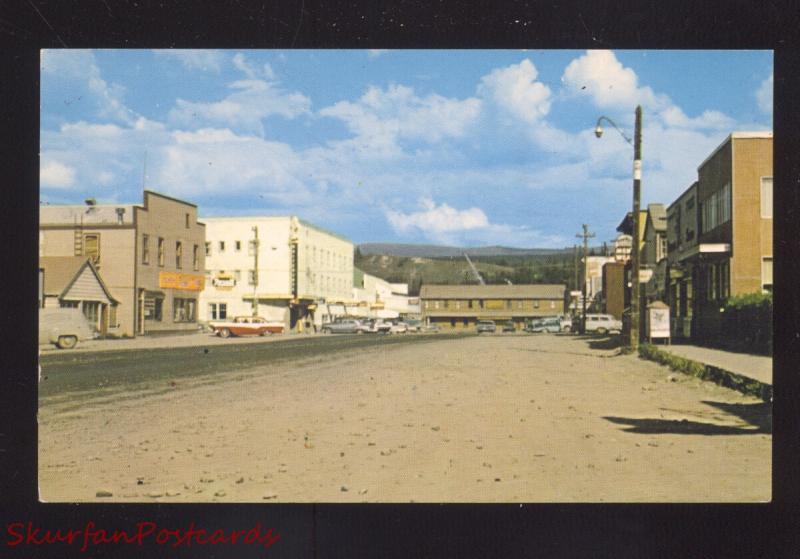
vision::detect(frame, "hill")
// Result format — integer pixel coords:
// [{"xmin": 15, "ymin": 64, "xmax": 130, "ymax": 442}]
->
[{"xmin": 358, "ymin": 243, "xmax": 569, "ymax": 258}]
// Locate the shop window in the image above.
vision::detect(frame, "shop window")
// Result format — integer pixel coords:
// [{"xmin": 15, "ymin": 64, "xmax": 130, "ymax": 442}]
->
[
  {"xmin": 82, "ymin": 301, "xmax": 100, "ymax": 326},
  {"xmin": 158, "ymin": 238, "xmax": 165, "ymax": 267},
  {"xmin": 144, "ymin": 296, "xmax": 163, "ymax": 321},
  {"xmin": 84, "ymin": 234, "xmax": 100, "ymax": 264},
  {"xmin": 173, "ymin": 298, "xmax": 196, "ymax": 322},
  {"xmin": 176, "ymin": 241, "xmax": 183, "ymax": 269},
  {"xmin": 142, "ymin": 234, "xmax": 150, "ymax": 264},
  {"xmin": 193, "ymin": 244, "xmax": 200, "ymax": 271},
  {"xmin": 209, "ymin": 303, "xmax": 228, "ymax": 320}
]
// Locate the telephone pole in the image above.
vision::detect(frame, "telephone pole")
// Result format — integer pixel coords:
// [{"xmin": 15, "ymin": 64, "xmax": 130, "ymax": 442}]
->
[
  {"xmin": 251, "ymin": 226, "xmax": 259, "ymax": 316},
  {"xmin": 576, "ymin": 224, "xmax": 595, "ymax": 334}
]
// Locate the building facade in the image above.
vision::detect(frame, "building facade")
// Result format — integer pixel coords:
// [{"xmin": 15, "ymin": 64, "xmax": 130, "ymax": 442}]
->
[
  {"xmin": 690, "ymin": 132, "xmax": 773, "ymax": 340},
  {"xmin": 39, "ymin": 191, "xmax": 206, "ymax": 337},
  {"xmin": 420, "ymin": 284, "xmax": 566, "ymax": 330},
  {"xmin": 199, "ymin": 216, "xmax": 354, "ymax": 331},
  {"xmin": 641, "ymin": 203, "xmax": 668, "ymax": 303},
  {"xmin": 666, "ymin": 182, "xmax": 699, "ymax": 338},
  {"xmin": 39, "ymin": 256, "xmax": 119, "ymax": 335}
]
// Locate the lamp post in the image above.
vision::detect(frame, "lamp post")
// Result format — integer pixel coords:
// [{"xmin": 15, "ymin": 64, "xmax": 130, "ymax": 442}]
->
[{"xmin": 595, "ymin": 105, "xmax": 642, "ymax": 350}]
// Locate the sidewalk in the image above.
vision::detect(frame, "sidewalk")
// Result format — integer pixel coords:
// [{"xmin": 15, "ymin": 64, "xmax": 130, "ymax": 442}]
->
[{"xmin": 658, "ymin": 344, "xmax": 772, "ymax": 386}]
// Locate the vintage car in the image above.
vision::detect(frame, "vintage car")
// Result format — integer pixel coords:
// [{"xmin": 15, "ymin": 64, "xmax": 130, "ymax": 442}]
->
[
  {"xmin": 39, "ymin": 308, "xmax": 96, "ymax": 349},
  {"xmin": 209, "ymin": 316, "xmax": 284, "ymax": 338},
  {"xmin": 357, "ymin": 318, "xmax": 392, "ymax": 334},
  {"xmin": 476, "ymin": 320, "xmax": 496, "ymax": 334},
  {"xmin": 320, "ymin": 318, "xmax": 364, "ymax": 334}
]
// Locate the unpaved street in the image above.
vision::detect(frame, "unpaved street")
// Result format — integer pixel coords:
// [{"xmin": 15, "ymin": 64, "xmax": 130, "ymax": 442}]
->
[{"xmin": 38, "ymin": 334, "xmax": 771, "ymax": 502}]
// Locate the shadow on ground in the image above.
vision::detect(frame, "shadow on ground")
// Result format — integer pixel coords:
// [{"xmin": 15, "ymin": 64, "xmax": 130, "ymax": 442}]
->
[{"xmin": 604, "ymin": 400, "xmax": 772, "ymax": 436}]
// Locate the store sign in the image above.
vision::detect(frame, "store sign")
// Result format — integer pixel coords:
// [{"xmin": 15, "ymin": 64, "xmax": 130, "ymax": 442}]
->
[
  {"xmin": 159, "ymin": 271, "xmax": 204, "ymax": 291},
  {"xmin": 212, "ymin": 274, "xmax": 236, "ymax": 289}
]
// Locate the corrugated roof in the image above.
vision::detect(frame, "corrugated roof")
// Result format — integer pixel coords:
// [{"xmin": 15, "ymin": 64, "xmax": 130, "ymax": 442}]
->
[{"xmin": 420, "ymin": 284, "xmax": 565, "ymax": 299}]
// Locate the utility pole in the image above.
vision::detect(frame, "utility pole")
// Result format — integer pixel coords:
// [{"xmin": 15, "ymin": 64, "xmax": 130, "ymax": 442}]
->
[
  {"xmin": 576, "ymin": 224, "xmax": 595, "ymax": 334},
  {"xmin": 630, "ymin": 105, "xmax": 643, "ymax": 350},
  {"xmin": 251, "ymin": 226, "xmax": 259, "ymax": 316}
]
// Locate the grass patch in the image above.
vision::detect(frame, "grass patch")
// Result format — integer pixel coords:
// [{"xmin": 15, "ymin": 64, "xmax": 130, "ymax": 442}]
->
[{"xmin": 638, "ymin": 343, "xmax": 771, "ymax": 401}]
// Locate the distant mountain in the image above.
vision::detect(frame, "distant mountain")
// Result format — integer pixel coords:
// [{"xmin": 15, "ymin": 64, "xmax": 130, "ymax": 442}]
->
[{"xmin": 358, "ymin": 243, "xmax": 570, "ymax": 258}]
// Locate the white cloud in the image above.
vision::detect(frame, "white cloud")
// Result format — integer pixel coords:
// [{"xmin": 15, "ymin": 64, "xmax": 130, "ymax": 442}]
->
[
  {"xmin": 386, "ymin": 198, "xmax": 489, "ymax": 235},
  {"xmin": 367, "ymin": 50, "xmax": 388, "ymax": 59},
  {"xmin": 41, "ymin": 49, "xmax": 139, "ymax": 125},
  {"xmin": 40, "ymin": 160, "xmax": 76, "ymax": 188},
  {"xmin": 320, "ymin": 84, "xmax": 482, "ymax": 149},
  {"xmin": 562, "ymin": 50, "xmax": 663, "ymax": 110},
  {"xmin": 660, "ymin": 106, "xmax": 735, "ymax": 130},
  {"xmin": 478, "ymin": 59, "xmax": 552, "ymax": 123},
  {"xmin": 232, "ymin": 53, "xmax": 275, "ymax": 80},
  {"xmin": 154, "ymin": 49, "xmax": 225, "ymax": 72},
  {"xmin": 757, "ymin": 72, "xmax": 773, "ymax": 115},
  {"xmin": 168, "ymin": 79, "xmax": 311, "ymax": 135}
]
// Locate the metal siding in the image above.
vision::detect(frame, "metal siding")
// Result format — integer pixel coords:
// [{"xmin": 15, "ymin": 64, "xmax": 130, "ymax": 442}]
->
[{"xmin": 63, "ymin": 266, "xmax": 112, "ymax": 303}]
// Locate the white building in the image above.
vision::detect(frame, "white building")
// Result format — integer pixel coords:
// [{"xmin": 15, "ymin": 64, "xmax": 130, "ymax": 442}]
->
[
  {"xmin": 349, "ymin": 270, "xmax": 420, "ymax": 319},
  {"xmin": 199, "ymin": 216, "xmax": 354, "ymax": 331}
]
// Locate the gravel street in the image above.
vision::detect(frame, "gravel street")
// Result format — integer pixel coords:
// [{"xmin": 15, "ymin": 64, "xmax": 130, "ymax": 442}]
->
[{"xmin": 38, "ymin": 333, "xmax": 771, "ymax": 503}]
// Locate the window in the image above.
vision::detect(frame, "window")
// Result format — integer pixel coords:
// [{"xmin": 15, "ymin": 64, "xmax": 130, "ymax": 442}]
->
[
  {"xmin": 534, "ymin": 300, "xmax": 539, "ymax": 308},
  {"xmin": 219, "ymin": 241, "xmax": 225, "ymax": 252},
  {"xmin": 434, "ymin": 301, "xmax": 440, "ymax": 310},
  {"xmin": 454, "ymin": 301, "xmax": 461, "ymax": 310},
  {"xmin": 762, "ymin": 257, "xmax": 773, "ymax": 292},
  {"xmin": 233, "ymin": 270, "xmax": 241, "ymax": 281},
  {"xmin": 701, "ymin": 182, "xmax": 731, "ymax": 233},
  {"xmin": 173, "ymin": 298, "xmax": 196, "ymax": 322},
  {"xmin": 83, "ymin": 234, "xmax": 100, "ymax": 264},
  {"xmin": 185, "ymin": 213, "xmax": 190, "ymax": 228},
  {"xmin": 82, "ymin": 301, "xmax": 100, "ymax": 325},
  {"xmin": 658, "ymin": 236, "xmax": 668, "ymax": 261},
  {"xmin": 517, "ymin": 301, "xmax": 523, "ymax": 309},
  {"xmin": 193, "ymin": 244, "xmax": 199, "ymax": 271},
  {"xmin": 550, "ymin": 301, "xmax": 555, "ymax": 309},
  {"xmin": 209, "ymin": 303, "xmax": 228, "ymax": 320},
  {"xmin": 144, "ymin": 296, "xmax": 163, "ymax": 321},
  {"xmin": 158, "ymin": 237, "xmax": 165, "ymax": 267},
  {"xmin": 450, "ymin": 319, "xmax": 456, "ymax": 327},
  {"xmin": 142, "ymin": 234, "xmax": 150, "ymax": 264},
  {"xmin": 175, "ymin": 241, "xmax": 183, "ymax": 269},
  {"xmin": 761, "ymin": 177, "xmax": 773, "ymax": 218},
  {"xmin": 235, "ymin": 240, "xmax": 241, "ymax": 251},
  {"xmin": 205, "ymin": 242, "xmax": 211, "ymax": 256},
  {"xmin": 468, "ymin": 300, "xmax": 473, "ymax": 309}
]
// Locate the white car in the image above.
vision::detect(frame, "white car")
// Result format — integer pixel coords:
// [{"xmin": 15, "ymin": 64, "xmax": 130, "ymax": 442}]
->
[
  {"xmin": 583, "ymin": 314, "xmax": 622, "ymax": 335},
  {"xmin": 388, "ymin": 320, "xmax": 408, "ymax": 334}
]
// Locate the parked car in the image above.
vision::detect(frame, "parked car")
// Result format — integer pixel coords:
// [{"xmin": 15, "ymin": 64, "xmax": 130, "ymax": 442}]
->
[
  {"xmin": 420, "ymin": 323, "xmax": 441, "ymax": 333},
  {"xmin": 404, "ymin": 319, "xmax": 423, "ymax": 333},
  {"xmin": 209, "ymin": 316, "xmax": 284, "ymax": 338},
  {"xmin": 357, "ymin": 318, "xmax": 391, "ymax": 334},
  {"xmin": 583, "ymin": 314, "xmax": 623, "ymax": 335},
  {"xmin": 387, "ymin": 320, "xmax": 408, "ymax": 334},
  {"xmin": 476, "ymin": 320, "xmax": 496, "ymax": 334},
  {"xmin": 558, "ymin": 315, "xmax": 573, "ymax": 332},
  {"xmin": 530, "ymin": 317, "xmax": 561, "ymax": 333},
  {"xmin": 39, "ymin": 307, "xmax": 96, "ymax": 349},
  {"xmin": 502, "ymin": 321, "xmax": 516, "ymax": 332},
  {"xmin": 321, "ymin": 317, "xmax": 363, "ymax": 334}
]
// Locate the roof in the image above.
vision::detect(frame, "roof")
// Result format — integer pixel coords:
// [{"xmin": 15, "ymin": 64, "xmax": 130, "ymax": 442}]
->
[
  {"xmin": 420, "ymin": 284, "xmax": 565, "ymax": 299},
  {"xmin": 646, "ymin": 204, "xmax": 667, "ymax": 233},
  {"xmin": 616, "ymin": 210, "xmax": 648, "ymax": 235},
  {"xmin": 40, "ymin": 204, "xmax": 136, "ymax": 226},
  {"xmin": 39, "ymin": 256, "xmax": 119, "ymax": 303}
]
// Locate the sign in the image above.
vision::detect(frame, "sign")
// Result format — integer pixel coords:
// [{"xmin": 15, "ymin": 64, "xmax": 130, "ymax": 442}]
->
[
  {"xmin": 212, "ymin": 274, "xmax": 236, "ymax": 289},
  {"xmin": 648, "ymin": 302, "xmax": 670, "ymax": 340},
  {"xmin": 159, "ymin": 271, "xmax": 204, "ymax": 291},
  {"xmin": 485, "ymin": 299, "xmax": 505, "ymax": 310}
]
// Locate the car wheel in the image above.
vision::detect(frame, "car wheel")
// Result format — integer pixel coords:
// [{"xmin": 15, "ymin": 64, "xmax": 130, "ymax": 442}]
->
[
  {"xmin": 219, "ymin": 328, "xmax": 231, "ymax": 338},
  {"xmin": 56, "ymin": 335, "xmax": 78, "ymax": 349}
]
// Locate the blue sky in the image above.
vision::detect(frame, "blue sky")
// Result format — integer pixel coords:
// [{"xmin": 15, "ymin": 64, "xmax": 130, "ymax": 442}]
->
[{"xmin": 40, "ymin": 49, "xmax": 772, "ymax": 248}]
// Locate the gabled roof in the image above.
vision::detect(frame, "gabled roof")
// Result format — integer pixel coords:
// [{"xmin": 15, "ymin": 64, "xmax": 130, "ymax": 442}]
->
[
  {"xmin": 39, "ymin": 256, "xmax": 119, "ymax": 303},
  {"xmin": 420, "ymin": 284, "xmax": 565, "ymax": 299},
  {"xmin": 646, "ymin": 204, "xmax": 667, "ymax": 233}
]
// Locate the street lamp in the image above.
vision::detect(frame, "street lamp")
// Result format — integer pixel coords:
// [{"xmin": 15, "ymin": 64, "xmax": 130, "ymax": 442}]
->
[{"xmin": 595, "ymin": 106, "xmax": 643, "ymax": 350}]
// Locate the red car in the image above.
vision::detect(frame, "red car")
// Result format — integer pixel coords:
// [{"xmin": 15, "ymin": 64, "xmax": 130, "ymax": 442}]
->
[{"xmin": 209, "ymin": 316, "xmax": 284, "ymax": 338}]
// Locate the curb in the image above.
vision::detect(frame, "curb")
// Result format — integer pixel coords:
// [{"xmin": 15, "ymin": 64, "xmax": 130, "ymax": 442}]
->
[{"xmin": 638, "ymin": 343, "xmax": 772, "ymax": 402}]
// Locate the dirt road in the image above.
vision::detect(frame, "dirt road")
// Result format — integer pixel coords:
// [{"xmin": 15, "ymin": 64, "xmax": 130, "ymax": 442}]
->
[{"xmin": 38, "ymin": 333, "xmax": 770, "ymax": 502}]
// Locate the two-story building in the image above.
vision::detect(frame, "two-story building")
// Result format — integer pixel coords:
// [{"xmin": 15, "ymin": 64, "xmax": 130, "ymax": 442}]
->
[
  {"xmin": 641, "ymin": 203, "xmax": 668, "ymax": 303},
  {"xmin": 199, "ymin": 216, "xmax": 353, "ymax": 331},
  {"xmin": 666, "ymin": 182, "xmax": 699, "ymax": 339},
  {"xmin": 420, "ymin": 284, "xmax": 566, "ymax": 330},
  {"xmin": 688, "ymin": 132, "xmax": 773, "ymax": 341},
  {"xmin": 39, "ymin": 191, "xmax": 206, "ymax": 337}
]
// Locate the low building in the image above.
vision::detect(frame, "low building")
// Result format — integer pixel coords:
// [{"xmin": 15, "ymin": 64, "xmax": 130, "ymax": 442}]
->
[
  {"xmin": 641, "ymin": 203, "xmax": 668, "ymax": 303},
  {"xmin": 420, "ymin": 284, "xmax": 566, "ymax": 330},
  {"xmin": 39, "ymin": 256, "xmax": 119, "ymax": 335},
  {"xmin": 199, "ymin": 216, "xmax": 353, "ymax": 331},
  {"xmin": 39, "ymin": 191, "xmax": 206, "ymax": 337},
  {"xmin": 351, "ymin": 269, "xmax": 417, "ymax": 320}
]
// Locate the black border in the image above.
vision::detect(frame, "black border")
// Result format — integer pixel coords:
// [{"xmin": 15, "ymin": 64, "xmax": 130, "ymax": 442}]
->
[{"xmin": 2, "ymin": 1, "xmax": 799, "ymax": 557}]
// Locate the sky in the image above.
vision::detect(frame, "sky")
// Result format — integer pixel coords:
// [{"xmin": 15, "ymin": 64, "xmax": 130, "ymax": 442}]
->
[{"xmin": 40, "ymin": 49, "xmax": 773, "ymax": 248}]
